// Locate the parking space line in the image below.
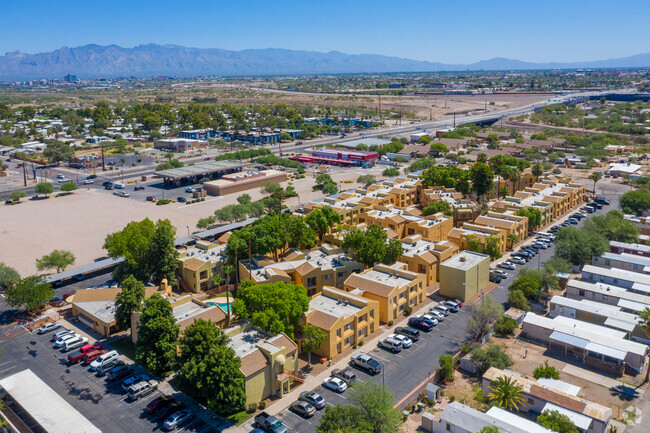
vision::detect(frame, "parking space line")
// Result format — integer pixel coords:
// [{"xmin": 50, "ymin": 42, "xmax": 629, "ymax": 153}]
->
[{"xmin": 286, "ymin": 410, "xmax": 312, "ymax": 424}]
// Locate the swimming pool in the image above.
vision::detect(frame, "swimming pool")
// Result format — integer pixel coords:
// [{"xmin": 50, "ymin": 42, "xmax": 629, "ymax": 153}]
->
[{"xmin": 205, "ymin": 301, "xmax": 233, "ymax": 313}]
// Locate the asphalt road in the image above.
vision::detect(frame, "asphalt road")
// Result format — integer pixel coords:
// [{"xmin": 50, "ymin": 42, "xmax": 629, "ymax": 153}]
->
[{"xmin": 272, "ymin": 192, "xmax": 620, "ymax": 433}]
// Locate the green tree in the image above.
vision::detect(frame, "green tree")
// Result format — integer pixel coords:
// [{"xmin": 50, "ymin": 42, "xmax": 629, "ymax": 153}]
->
[
  {"xmin": 471, "ymin": 345, "xmax": 514, "ymax": 375},
  {"xmin": 60, "ymin": 182, "xmax": 77, "ymax": 192},
  {"xmin": 317, "ymin": 405, "xmax": 372, "ymax": 433},
  {"xmin": 314, "ymin": 173, "xmax": 335, "ymax": 191},
  {"xmin": 35, "ymin": 249, "xmax": 75, "ymax": 273},
  {"xmin": 349, "ymin": 380, "xmax": 402, "ymax": 433},
  {"xmin": 554, "ymin": 226, "xmax": 608, "ymax": 266},
  {"xmin": 305, "ymin": 206, "xmax": 341, "ymax": 242},
  {"xmin": 0, "ymin": 262, "xmax": 20, "ymax": 290},
  {"xmin": 532, "ymin": 162, "xmax": 544, "ymax": 182},
  {"xmin": 488, "ymin": 375, "xmax": 524, "ymax": 411},
  {"xmin": 222, "ymin": 264, "xmax": 233, "ymax": 325},
  {"xmin": 430, "ymin": 142, "xmax": 448, "ymax": 156},
  {"xmin": 342, "ymin": 225, "xmax": 404, "ymax": 268},
  {"xmin": 439, "ymin": 354, "xmax": 455, "ymax": 383},
  {"xmin": 422, "ymin": 200, "xmax": 452, "ymax": 217},
  {"xmin": 589, "ymin": 171, "xmax": 602, "ymax": 193},
  {"xmin": 493, "ymin": 315, "xmax": 518, "ymax": 335},
  {"xmin": 508, "ymin": 290, "xmax": 530, "ymax": 311},
  {"xmin": 322, "ymin": 181, "xmax": 339, "ymax": 196},
  {"xmin": 177, "ymin": 319, "xmax": 245, "ymax": 416},
  {"xmin": 480, "ymin": 427, "xmax": 501, "ymax": 433},
  {"xmin": 518, "ymin": 207, "xmax": 542, "ymax": 230},
  {"xmin": 638, "ymin": 307, "xmax": 650, "ymax": 339},
  {"xmin": 465, "ymin": 295, "xmax": 503, "ymax": 341},
  {"xmin": 34, "ymin": 182, "xmax": 54, "ymax": 196},
  {"xmin": 5, "ymin": 276, "xmax": 54, "ymax": 311},
  {"xmin": 114, "ymin": 275, "xmax": 145, "ymax": 330},
  {"xmin": 147, "ymin": 219, "xmax": 179, "ymax": 284},
  {"xmin": 507, "ymin": 234, "xmax": 519, "ymax": 247},
  {"xmin": 537, "ymin": 410, "xmax": 579, "ymax": 433},
  {"xmin": 621, "ymin": 188, "xmax": 650, "ymax": 215},
  {"xmin": 509, "ymin": 271, "xmax": 543, "ymax": 301},
  {"xmin": 382, "ymin": 167, "xmax": 400, "ymax": 177},
  {"xmin": 9, "ymin": 190, "xmax": 26, "ymax": 202},
  {"xmin": 357, "ymin": 174, "xmax": 377, "ymax": 188},
  {"xmin": 301, "ymin": 324, "xmax": 328, "ymax": 365},
  {"xmin": 261, "ymin": 182, "xmax": 286, "ymax": 212},
  {"xmin": 237, "ymin": 193, "xmax": 251, "ymax": 205},
  {"xmin": 232, "ymin": 282, "xmax": 309, "ymax": 338},
  {"xmin": 43, "ymin": 141, "xmax": 74, "ymax": 165},
  {"xmin": 470, "ymin": 162, "xmax": 494, "ymax": 204},
  {"xmin": 484, "ymin": 235, "xmax": 502, "ymax": 260},
  {"xmin": 135, "ymin": 293, "xmax": 180, "ymax": 375},
  {"xmin": 486, "ymin": 134, "xmax": 500, "ymax": 145},
  {"xmin": 584, "ymin": 210, "xmax": 639, "ymax": 243},
  {"xmin": 533, "ymin": 361, "xmax": 561, "ymax": 379}
]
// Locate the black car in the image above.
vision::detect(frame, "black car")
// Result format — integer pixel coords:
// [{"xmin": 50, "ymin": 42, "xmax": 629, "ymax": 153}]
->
[
  {"xmin": 102, "ymin": 181, "xmax": 112, "ymax": 187},
  {"xmin": 104, "ymin": 184, "xmax": 114, "ymax": 190},
  {"xmin": 595, "ymin": 198, "xmax": 610, "ymax": 205},
  {"xmin": 395, "ymin": 326, "xmax": 420, "ymax": 341},
  {"xmin": 177, "ymin": 197, "xmax": 187, "ymax": 203},
  {"xmin": 106, "ymin": 364, "xmax": 134, "ymax": 381},
  {"xmin": 87, "ymin": 174, "xmax": 97, "ymax": 179},
  {"xmin": 512, "ymin": 253, "xmax": 530, "ymax": 261},
  {"xmin": 489, "ymin": 274, "xmax": 503, "ymax": 283},
  {"xmin": 134, "ymin": 186, "xmax": 145, "ymax": 191},
  {"xmin": 156, "ymin": 401, "xmax": 185, "ymax": 420}
]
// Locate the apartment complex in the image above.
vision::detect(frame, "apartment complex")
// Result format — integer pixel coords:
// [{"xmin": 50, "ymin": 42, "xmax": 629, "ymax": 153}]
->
[
  {"xmin": 447, "ymin": 223, "xmax": 506, "ymax": 255},
  {"xmin": 343, "ymin": 262, "xmax": 425, "ymax": 323},
  {"xmin": 439, "ymin": 251, "xmax": 490, "ymax": 301},
  {"xmin": 177, "ymin": 240, "xmax": 227, "ymax": 293},
  {"xmin": 399, "ymin": 235, "xmax": 459, "ymax": 286},
  {"xmin": 303, "ymin": 286, "xmax": 380, "ymax": 360}
]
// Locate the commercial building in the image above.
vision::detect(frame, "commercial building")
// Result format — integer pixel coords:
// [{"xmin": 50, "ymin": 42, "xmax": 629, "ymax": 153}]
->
[
  {"xmin": 68, "ymin": 155, "xmax": 102, "ymax": 169},
  {"xmin": 177, "ymin": 240, "xmax": 227, "ymax": 293},
  {"xmin": 565, "ymin": 279, "xmax": 650, "ymax": 314},
  {"xmin": 399, "ymin": 235, "xmax": 459, "ymax": 286},
  {"xmin": 0, "ymin": 369, "xmax": 101, "ymax": 433},
  {"xmin": 521, "ymin": 313, "xmax": 648, "ymax": 375},
  {"xmin": 607, "ymin": 163, "xmax": 642, "ymax": 176},
  {"xmin": 343, "ymin": 262, "xmax": 426, "ymax": 323},
  {"xmin": 438, "ymin": 251, "xmax": 490, "ymax": 301},
  {"xmin": 180, "ymin": 129, "xmax": 216, "ymax": 140},
  {"xmin": 154, "ymin": 138, "xmax": 207, "ymax": 151},
  {"xmin": 225, "ymin": 322, "xmax": 300, "ymax": 406},
  {"xmin": 239, "ymin": 244, "xmax": 364, "ymax": 296},
  {"xmin": 482, "ymin": 368, "xmax": 612, "ymax": 433},
  {"xmin": 312, "ymin": 147, "xmax": 378, "ymax": 165},
  {"xmin": 431, "ymin": 401, "xmax": 552, "ymax": 433},
  {"xmin": 609, "ymin": 240, "xmax": 650, "ymax": 257},
  {"xmin": 549, "ymin": 295, "xmax": 648, "ymax": 343},
  {"xmin": 71, "ymin": 283, "xmax": 171, "ymax": 337},
  {"xmin": 592, "ymin": 252, "xmax": 650, "ymax": 274},
  {"xmin": 154, "ymin": 160, "xmax": 247, "ymax": 186},
  {"xmin": 303, "ymin": 286, "xmax": 380, "ymax": 360},
  {"xmin": 203, "ymin": 169, "xmax": 287, "ymax": 196}
]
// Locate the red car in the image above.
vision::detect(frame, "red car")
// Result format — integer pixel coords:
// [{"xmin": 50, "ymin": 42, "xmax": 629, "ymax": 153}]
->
[
  {"xmin": 453, "ymin": 298, "xmax": 463, "ymax": 307},
  {"xmin": 83, "ymin": 349, "xmax": 108, "ymax": 365},
  {"xmin": 146, "ymin": 395, "xmax": 174, "ymax": 414},
  {"xmin": 146, "ymin": 195, "xmax": 155, "ymax": 201}
]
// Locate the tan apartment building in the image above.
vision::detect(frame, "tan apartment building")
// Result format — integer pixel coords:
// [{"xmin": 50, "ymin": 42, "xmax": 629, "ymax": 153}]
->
[
  {"xmin": 419, "ymin": 186, "xmax": 479, "ymax": 227},
  {"xmin": 239, "ymin": 245, "xmax": 364, "ymax": 296},
  {"xmin": 447, "ymin": 223, "xmax": 507, "ymax": 256},
  {"xmin": 399, "ymin": 235, "xmax": 458, "ymax": 286},
  {"xmin": 439, "ymin": 251, "xmax": 490, "ymax": 301},
  {"xmin": 343, "ymin": 262, "xmax": 426, "ymax": 323},
  {"xmin": 302, "ymin": 286, "xmax": 380, "ymax": 360},
  {"xmin": 177, "ymin": 240, "xmax": 227, "ymax": 293},
  {"xmin": 473, "ymin": 210, "xmax": 528, "ymax": 247}
]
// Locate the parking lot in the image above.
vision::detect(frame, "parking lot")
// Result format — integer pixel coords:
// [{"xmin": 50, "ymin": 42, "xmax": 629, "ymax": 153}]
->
[{"xmin": 0, "ymin": 327, "xmax": 216, "ymax": 433}]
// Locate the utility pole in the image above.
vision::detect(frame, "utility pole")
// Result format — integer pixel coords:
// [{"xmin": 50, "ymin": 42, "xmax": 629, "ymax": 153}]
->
[
  {"xmin": 378, "ymin": 95, "xmax": 382, "ymax": 120},
  {"xmin": 22, "ymin": 159, "xmax": 27, "ymax": 186},
  {"xmin": 453, "ymin": 112, "xmax": 456, "ymax": 128},
  {"xmin": 101, "ymin": 142, "xmax": 106, "ymax": 171}
]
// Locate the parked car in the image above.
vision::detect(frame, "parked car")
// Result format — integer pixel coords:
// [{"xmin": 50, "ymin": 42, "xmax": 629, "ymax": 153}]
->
[
  {"xmin": 491, "ymin": 269, "xmax": 508, "ymax": 278},
  {"xmin": 595, "ymin": 198, "xmax": 610, "ymax": 205},
  {"xmin": 128, "ymin": 379, "xmax": 159, "ymax": 401},
  {"xmin": 96, "ymin": 358, "xmax": 124, "ymax": 376},
  {"xmin": 134, "ymin": 186, "xmax": 145, "ymax": 191},
  {"xmin": 51, "ymin": 328, "xmax": 74, "ymax": 342},
  {"xmin": 177, "ymin": 197, "xmax": 187, "ymax": 202},
  {"xmin": 185, "ymin": 187, "xmax": 195, "ymax": 193},
  {"xmin": 54, "ymin": 333, "xmax": 80, "ymax": 348},
  {"xmin": 62, "ymin": 336, "xmax": 89, "ymax": 352},
  {"xmin": 581, "ymin": 206, "xmax": 596, "ymax": 213},
  {"xmin": 107, "ymin": 364, "xmax": 134, "ymax": 381},
  {"xmin": 387, "ymin": 333, "xmax": 412, "ymax": 348},
  {"xmin": 331, "ymin": 368, "xmax": 357, "ymax": 383},
  {"xmin": 421, "ymin": 314, "xmax": 440, "ymax": 325},
  {"xmin": 163, "ymin": 409, "xmax": 193, "ymax": 430},
  {"xmin": 395, "ymin": 326, "xmax": 420, "ymax": 342},
  {"xmin": 83, "ymin": 349, "xmax": 108, "ymax": 365},
  {"xmin": 408, "ymin": 316, "xmax": 435, "ymax": 331},
  {"xmin": 90, "ymin": 350, "xmax": 119, "ymax": 371},
  {"xmin": 156, "ymin": 401, "xmax": 185, "ymax": 420},
  {"xmin": 349, "ymin": 353, "xmax": 383, "ymax": 374},
  {"xmin": 322, "ymin": 377, "xmax": 347, "ymax": 393},
  {"xmin": 489, "ymin": 274, "xmax": 503, "ymax": 283},
  {"xmin": 498, "ymin": 261, "xmax": 516, "ymax": 270},
  {"xmin": 67, "ymin": 344, "xmax": 104, "ymax": 364},
  {"xmin": 442, "ymin": 300, "xmax": 460, "ymax": 312},
  {"xmin": 291, "ymin": 401, "xmax": 316, "ymax": 418},
  {"xmin": 566, "ymin": 218, "xmax": 579, "ymax": 225},
  {"xmin": 122, "ymin": 374, "xmax": 149, "ymax": 392},
  {"xmin": 254, "ymin": 411, "xmax": 287, "ymax": 433},
  {"xmin": 299, "ymin": 391, "xmax": 326, "ymax": 409},
  {"xmin": 83, "ymin": 179, "xmax": 94, "ymax": 184},
  {"xmin": 146, "ymin": 395, "xmax": 174, "ymax": 414},
  {"xmin": 378, "ymin": 337, "xmax": 403, "ymax": 353},
  {"xmin": 510, "ymin": 256, "xmax": 526, "ymax": 265},
  {"xmin": 426, "ymin": 309, "xmax": 445, "ymax": 322},
  {"xmin": 146, "ymin": 195, "xmax": 155, "ymax": 201},
  {"xmin": 432, "ymin": 304, "xmax": 451, "ymax": 316},
  {"xmin": 37, "ymin": 322, "xmax": 61, "ymax": 334}
]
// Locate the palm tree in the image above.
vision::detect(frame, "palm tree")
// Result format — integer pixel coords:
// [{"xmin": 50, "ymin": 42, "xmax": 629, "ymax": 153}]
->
[
  {"xmin": 639, "ymin": 308, "xmax": 650, "ymax": 383},
  {"xmin": 507, "ymin": 234, "xmax": 519, "ymax": 250},
  {"xmin": 589, "ymin": 171, "xmax": 602, "ymax": 194},
  {"xmin": 532, "ymin": 162, "xmax": 544, "ymax": 183},
  {"xmin": 212, "ymin": 274, "xmax": 222, "ymax": 293},
  {"xmin": 509, "ymin": 169, "xmax": 522, "ymax": 196},
  {"xmin": 222, "ymin": 264, "xmax": 233, "ymax": 326},
  {"xmin": 499, "ymin": 167, "xmax": 512, "ymax": 197},
  {"xmin": 488, "ymin": 376, "xmax": 525, "ymax": 411}
]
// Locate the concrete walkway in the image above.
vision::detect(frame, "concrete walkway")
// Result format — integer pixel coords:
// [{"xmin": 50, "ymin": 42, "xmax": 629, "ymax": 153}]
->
[{"xmin": 562, "ymin": 364, "xmax": 627, "ymax": 389}]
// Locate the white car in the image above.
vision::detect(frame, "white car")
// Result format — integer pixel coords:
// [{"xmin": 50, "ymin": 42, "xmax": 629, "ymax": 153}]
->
[
  {"xmin": 322, "ymin": 377, "xmax": 347, "ymax": 393},
  {"xmin": 114, "ymin": 191, "xmax": 130, "ymax": 197},
  {"xmin": 114, "ymin": 183, "xmax": 125, "ymax": 189},
  {"xmin": 54, "ymin": 333, "xmax": 80, "ymax": 348},
  {"xmin": 57, "ymin": 178, "xmax": 69, "ymax": 183},
  {"xmin": 532, "ymin": 242, "xmax": 548, "ymax": 249},
  {"xmin": 37, "ymin": 322, "xmax": 61, "ymax": 334},
  {"xmin": 497, "ymin": 261, "xmax": 516, "ymax": 270},
  {"xmin": 388, "ymin": 333, "xmax": 412, "ymax": 348},
  {"xmin": 56, "ymin": 174, "xmax": 65, "ymax": 179},
  {"xmin": 426, "ymin": 309, "xmax": 445, "ymax": 322},
  {"xmin": 491, "ymin": 269, "xmax": 508, "ymax": 278},
  {"xmin": 83, "ymin": 179, "xmax": 94, "ymax": 184},
  {"xmin": 510, "ymin": 256, "xmax": 526, "ymax": 265},
  {"xmin": 421, "ymin": 314, "xmax": 440, "ymax": 325}
]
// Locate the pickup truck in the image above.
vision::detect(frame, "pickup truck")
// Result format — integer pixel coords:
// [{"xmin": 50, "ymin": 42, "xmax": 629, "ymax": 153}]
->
[
  {"xmin": 254, "ymin": 411, "xmax": 288, "ymax": 433},
  {"xmin": 67, "ymin": 344, "xmax": 103, "ymax": 364},
  {"xmin": 349, "ymin": 353, "xmax": 383, "ymax": 375}
]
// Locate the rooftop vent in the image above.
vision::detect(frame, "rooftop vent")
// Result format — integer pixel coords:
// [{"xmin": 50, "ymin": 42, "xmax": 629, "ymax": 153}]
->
[{"xmin": 459, "ymin": 256, "xmax": 466, "ymax": 262}]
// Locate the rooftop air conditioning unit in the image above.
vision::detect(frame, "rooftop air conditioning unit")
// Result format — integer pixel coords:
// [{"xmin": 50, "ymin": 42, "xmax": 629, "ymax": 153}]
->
[{"xmin": 459, "ymin": 256, "xmax": 466, "ymax": 262}]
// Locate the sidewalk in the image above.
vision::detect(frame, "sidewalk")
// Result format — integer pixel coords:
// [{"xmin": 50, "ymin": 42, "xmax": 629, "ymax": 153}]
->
[{"xmin": 562, "ymin": 364, "xmax": 626, "ymax": 389}]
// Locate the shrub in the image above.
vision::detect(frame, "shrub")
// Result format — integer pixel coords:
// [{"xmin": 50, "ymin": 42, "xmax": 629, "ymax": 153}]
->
[
  {"xmin": 493, "ymin": 315, "xmax": 518, "ymax": 335},
  {"xmin": 258, "ymin": 401, "xmax": 266, "ymax": 410},
  {"xmin": 404, "ymin": 306, "xmax": 413, "ymax": 316},
  {"xmin": 470, "ymin": 345, "xmax": 513, "ymax": 375},
  {"xmin": 156, "ymin": 199, "xmax": 172, "ymax": 205},
  {"xmin": 387, "ymin": 320, "xmax": 393, "ymax": 327},
  {"xmin": 358, "ymin": 340, "xmax": 364, "ymax": 346},
  {"xmin": 460, "ymin": 344, "xmax": 471, "ymax": 355},
  {"xmin": 533, "ymin": 361, "xmax": 560, "ymax": 379},
  {"xmin": 449, "ymin": 395, "xmax": 455, "ymax": 402},
  {"xmin": 247, "ymin": 403, "xmax": 257, "ymax": 413},
  {"xmin": 439, "ymin": 354, "xmax": 455, "ymax": 383}
]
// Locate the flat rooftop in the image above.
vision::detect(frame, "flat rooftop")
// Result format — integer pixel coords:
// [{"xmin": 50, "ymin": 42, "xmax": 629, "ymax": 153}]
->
[
  {"xmin": 308, "ymin": 294, "xmax": 363, "ymax": 318},
  {"xmin": 74, "ymin": 300, "xmax": 116, "ymax": 323},
  {"xmin": 154, "ymin": 160, "xmax": 247, "ymax": 179},
  {"xmin": 227, "ymin": 325, "xmax": 271, "ymax": 358},
  {"xmin": 441, "ymin": 251, "xmax": 488, "ymax": 270},
  {"xmin": 363, "ymin": 268, "xmax": 414, "ymax": 286}
]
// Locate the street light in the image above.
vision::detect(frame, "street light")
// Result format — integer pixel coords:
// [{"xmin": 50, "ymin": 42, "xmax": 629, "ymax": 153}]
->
[{"xmin": 462, "ymin": 282, "xmax": 483, "ymax": 302}]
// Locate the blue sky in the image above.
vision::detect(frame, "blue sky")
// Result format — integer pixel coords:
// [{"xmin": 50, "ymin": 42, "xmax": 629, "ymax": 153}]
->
[{"xmin": 1, "ymin": 0, "xmax": 647, "ymax": 63}]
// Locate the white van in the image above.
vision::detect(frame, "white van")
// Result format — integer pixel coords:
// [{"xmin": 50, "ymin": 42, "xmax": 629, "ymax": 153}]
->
[
  {"xmin": 89, "ymin": 350, "xmax": 119, "ymax": 371},
  {"xmin": 537, "ymin": 232, "xmax": 555, "ymax": 240},
  {"xmin": 62, "ymin": 336, "xmax": 89, "ymax": 352}
]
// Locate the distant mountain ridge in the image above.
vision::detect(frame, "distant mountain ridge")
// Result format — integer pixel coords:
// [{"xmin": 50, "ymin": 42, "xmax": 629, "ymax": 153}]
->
[{"xmin": 1, "ymin": 44, "xmax": 649, "ymax": 80}]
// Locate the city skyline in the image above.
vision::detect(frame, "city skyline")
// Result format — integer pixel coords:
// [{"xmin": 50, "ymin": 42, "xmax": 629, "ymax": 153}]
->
[{"xmin": 1, "ymin": 0, "xmax": 648, "ymax": 64}]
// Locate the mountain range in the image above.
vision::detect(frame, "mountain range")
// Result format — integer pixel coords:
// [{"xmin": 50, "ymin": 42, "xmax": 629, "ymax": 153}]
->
[{"xmin": 1, "ymin": 44, "xmax": 650, "ymax": 80}]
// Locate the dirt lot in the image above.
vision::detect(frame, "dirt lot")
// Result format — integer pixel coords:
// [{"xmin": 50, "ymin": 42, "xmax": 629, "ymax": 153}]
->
[{"xmin": 0, "ymin": 167, "xmax": 379, "ymax": 276}]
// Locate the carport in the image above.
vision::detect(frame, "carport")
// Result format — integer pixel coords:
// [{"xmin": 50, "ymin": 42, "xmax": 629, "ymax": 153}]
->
[{"xmin": 154, "ymin": 160, "xmax": 248, "ymax": 186}]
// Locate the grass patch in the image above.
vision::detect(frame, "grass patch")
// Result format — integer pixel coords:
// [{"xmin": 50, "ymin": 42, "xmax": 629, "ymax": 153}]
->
[
  {"xmin": 213, "ymin": 291, "xmax": 235, "ymax": 298},
  {"xmin": 226, "ymin": 410, "xmax": 252, "ymax": 426},
  {"xmin": 110, "ymin": 338, "xmax": 137, "ymax": 361}
]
